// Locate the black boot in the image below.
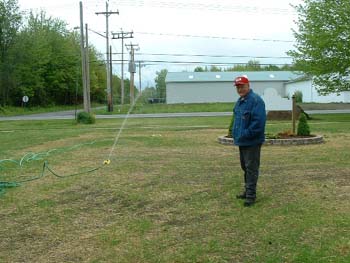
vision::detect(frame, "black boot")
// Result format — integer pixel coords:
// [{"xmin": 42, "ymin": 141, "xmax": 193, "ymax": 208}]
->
[
  {"xmin": 236, "ymin": 192, "xmax": 246, "ymax": 199},
  {"xmin": 244, "ymin": 198, "xmax": 256, "ymax": 207}
]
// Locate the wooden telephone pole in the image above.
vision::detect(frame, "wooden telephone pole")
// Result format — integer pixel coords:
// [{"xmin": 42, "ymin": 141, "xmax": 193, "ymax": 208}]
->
[
  {"xmin": 79, "ymin": 2, "xmax": 91, "ymax": 113},
  {"xmin": 111, "ymin": 30, "xmax": 133, "ymax": 105},
  {"xmin": 95, "ymin": 1, "xmax": 119, "ymax": 112},
  {"xmin": 125, "ymin": 43, "xmax": 139, "ymax": 105}
]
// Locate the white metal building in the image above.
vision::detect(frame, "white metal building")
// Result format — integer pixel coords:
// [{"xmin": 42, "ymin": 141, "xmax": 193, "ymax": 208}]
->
[
  {"xmin": 165, "ymin": 71, "xmax": 300, "ymax": 104},
  {"xmin": 285, "ymin": 78, "xmax": 350, "ymax": 103},
  {"xmin": 166, "ymin": 71, "xmax": 350, "ymax": 104}
]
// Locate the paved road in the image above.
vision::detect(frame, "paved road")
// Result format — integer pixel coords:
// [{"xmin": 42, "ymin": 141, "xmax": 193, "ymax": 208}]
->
[{"xmin": 0, "ymin": 109, "xmax": 349, "ymax": 121}]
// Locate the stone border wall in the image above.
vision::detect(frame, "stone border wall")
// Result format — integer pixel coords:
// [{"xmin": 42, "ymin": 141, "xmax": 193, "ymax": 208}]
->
[{"xmin": 218, "ymin": 135, "xmax": 324, "ymax": 146}]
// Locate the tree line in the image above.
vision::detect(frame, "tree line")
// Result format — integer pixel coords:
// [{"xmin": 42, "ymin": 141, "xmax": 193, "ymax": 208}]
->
[
  {"xmin": 193, "ymin": 60, "xmax": 294, "ymax": 72},
  {"xmin": 0, "ymin": 0, "xmax": 135, "ymax": 107},
  {"xmin": 150, "ymin": 62, "xmax": 294, "ymax": 103},
  {"xmin": 2, "ymin": 0, "xmax": 348, "ymax": 107}
]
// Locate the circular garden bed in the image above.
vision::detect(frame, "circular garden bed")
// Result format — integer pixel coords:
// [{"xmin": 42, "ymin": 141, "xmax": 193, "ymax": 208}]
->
[{"xmin": 218, "ymin": 135, "xmax": 324, "ymax": 146}]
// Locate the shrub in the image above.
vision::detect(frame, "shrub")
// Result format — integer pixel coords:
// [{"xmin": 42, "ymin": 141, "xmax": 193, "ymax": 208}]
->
[
  {"xmin": 294, "ymin": 90, "xmax": 303, "ymax": 103},
  {"xmin": 297, "ymin": 113, "xmax": 310, "ymax": 136},
  {"xmin": 77, "ymin": 111, "xmax": 96, "ymax": 124}
]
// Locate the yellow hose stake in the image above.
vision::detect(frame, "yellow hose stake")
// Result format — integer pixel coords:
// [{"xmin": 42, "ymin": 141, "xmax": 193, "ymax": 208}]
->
[{"xmin": 103, "ymin": 159, "xmax": 111, "ymax": 165}]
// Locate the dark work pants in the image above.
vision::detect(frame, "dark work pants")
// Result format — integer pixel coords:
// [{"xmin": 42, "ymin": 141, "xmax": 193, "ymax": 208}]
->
[{"xmin": 239, "ymin": 144, "xmax": 262, "ymax": 200}]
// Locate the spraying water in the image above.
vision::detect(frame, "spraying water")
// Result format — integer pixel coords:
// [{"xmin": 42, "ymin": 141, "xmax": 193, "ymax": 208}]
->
[{"xmin": 106, "ymin": 94, "xmax": 141, "ymax": 161}]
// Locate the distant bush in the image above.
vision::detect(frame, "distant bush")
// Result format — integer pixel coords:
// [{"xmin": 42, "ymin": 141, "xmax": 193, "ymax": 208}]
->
[
  {"xmin": 297, "ymin": 113, "xmax": 310, "ymax": 136},
  {"xmin": 148, "ymin": 98, "xmax": 166, "ymax": 104},
  {"xmin": 77, "ymin": 111, "xmax": 96, "ymax": 124},
  {"xmin": 294, "ymin": 90, "xmax": 303, "ymax": 103}
]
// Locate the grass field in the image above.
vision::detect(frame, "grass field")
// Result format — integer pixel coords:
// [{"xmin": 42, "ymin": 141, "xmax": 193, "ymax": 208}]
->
[
  {"xmin": 2, "ymin": 102, "xmax": 350, "ymax": 117},
  {"xmin": 0, "ymin": 103, "xmax": 103, "ymax": 117},
  {"xmin": 0, "ymin": 114, "xmax": 349, "ymax": 262},
  {"xmin": 93, "ymin": 102, "xmax": 350, "ymax": 115}
]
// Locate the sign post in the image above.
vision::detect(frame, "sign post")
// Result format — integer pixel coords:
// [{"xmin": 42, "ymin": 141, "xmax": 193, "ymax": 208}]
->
[
  {"xmin": 292, "ymin": 95, "xmax": 296, "ymax": 134},
  {"xmin": 22, "ymin": 96, "xmax": 29, "ymax": 108}
]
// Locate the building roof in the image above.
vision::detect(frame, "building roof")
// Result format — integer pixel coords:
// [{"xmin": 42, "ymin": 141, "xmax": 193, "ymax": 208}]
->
[
  {"xmin": 285, "ymin": 75, "xmax": 311, "ymax": 84},
  {"xmin": 166, "ymin": 71, "xmax": 302, "ymax": 83}
]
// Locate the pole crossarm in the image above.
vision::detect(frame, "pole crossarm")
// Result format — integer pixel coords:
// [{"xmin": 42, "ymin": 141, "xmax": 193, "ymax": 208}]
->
[
  {"xmin": 112, "ymin": 31, "xmax": 134, "ymax": 39},
  {"xmin": 125, "ymin": 43, "xmax": 140, "ymax": 52},
  {"xmin": 95, "ymin": 11, "xmax": 119, "ymax": 16}
]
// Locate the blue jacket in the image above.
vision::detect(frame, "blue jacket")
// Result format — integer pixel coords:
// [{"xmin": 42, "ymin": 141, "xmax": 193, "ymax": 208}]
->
[{"xmin": 232, "ymin": 89, "xmax": 266, "ymax": 146}]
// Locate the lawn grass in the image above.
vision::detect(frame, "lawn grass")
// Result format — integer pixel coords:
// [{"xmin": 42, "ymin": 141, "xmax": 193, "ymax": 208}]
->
[
  {"xmin": 0, "ymin": 103, "xmax": 104, "ymax": 117},
  {"xmin": 299, "ymin": 102, "xmax": 350, "ymax": 110},
  {"xmin": 2, "ymin": 102, "xmax": 350, "ymax": 117},
  {"xmin": 93, "ymin": 102, "xmax": 350, "ymax": 115},
  {"xmin": 93, "ymin": 102, "xmax": 236, "ymax": 115},
  {"xmin": 0, "ymin": 114, "xmax": 349, "ymax": 262}
]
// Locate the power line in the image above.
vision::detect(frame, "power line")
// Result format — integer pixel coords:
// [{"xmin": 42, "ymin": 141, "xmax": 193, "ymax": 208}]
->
[
  {"xmin": 135, "ymin": 31, "xmax": 294, "ymax": 43},
  {"xmin": 113, "ymin": 0, "xmax": 296, "ymax": 15},
  {"xmin": 112, "ymin": 52, "xmax": 292, "ymax": 60},
  {"xmin": 91, "ymin": 59, "xmax": 293, "ymax": 66},
  {"xmin": 110, "ymin": 59, "xmax": 292, "ymax": 66}
]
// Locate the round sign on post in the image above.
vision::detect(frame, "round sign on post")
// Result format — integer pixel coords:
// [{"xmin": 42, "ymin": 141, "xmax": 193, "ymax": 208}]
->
[{"xmin": 22, "ymin": 96, "xmax": 29, "ymax": 103}]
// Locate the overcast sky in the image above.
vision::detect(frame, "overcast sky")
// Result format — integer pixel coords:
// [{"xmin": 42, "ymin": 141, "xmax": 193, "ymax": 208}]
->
[{"xmin": 17, "ymin": 0, "xmax": 303, "ymax": 87}]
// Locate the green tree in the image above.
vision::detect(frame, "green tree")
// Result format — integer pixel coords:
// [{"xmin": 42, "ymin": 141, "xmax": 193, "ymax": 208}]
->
[
  {"xmin": 155, "ymin": 69, "xmax": 167, "ymax": 100},
  {"xmin": 225, "ymin": 64, "xmax": 246, "ymax": 71},
  {"xmin": 0, "ymin": 5, "xmax": 109, "ymax": 107},
  {"xmin": 194, "ymin": 66, "xmax": 205, "ymax": 72},
  {"xmin": 0, "ymin": 0, "xmax": 22, "ymax": 106},
  {"xmin": 225, "ymin": 60, "xmax": 263, "ymax": 71},
  {"xmin": 9, "ymin": 11, "xmax": 108, "ymax": 107},
  {"xmin": 281, "ymin": 64, "xmax": 295, "ymax": 71},
  {"xmin": 264, "ymin": 64, "xmax": 281, "ymax": 71},
  {"xmin": 89, "ymin": 47, "xmax": 107, "ymax": 103},
  {"xmin": 140, "ymin": 86, "xmax": 156, "ymax": 103},
  {"xmin": 245, "ymin": 60, "xmax": 262, "ymax": 71},
  {"xmin": 10, "ymin": 11, "xmax": 78, "ymax": 105},
  {"xmin": 209, "ymin": 65, "xmax": 222, "ymax": 72},
  {"xmin": 288, "ymin": 0, "xmax": 350, "ymax": 95},
  {"xmin": 297, "ymin": 113, "xmax": 310, "ymax": 136}
]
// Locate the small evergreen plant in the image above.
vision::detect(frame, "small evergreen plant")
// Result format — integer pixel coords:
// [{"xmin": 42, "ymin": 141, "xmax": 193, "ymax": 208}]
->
[
  {"xmin": 297, "ymin": 113, "xmax": 310, "ymax": 136},
  {"xmin": 77, "ymin": 111, "xmax": 96, "ymax": 124}
]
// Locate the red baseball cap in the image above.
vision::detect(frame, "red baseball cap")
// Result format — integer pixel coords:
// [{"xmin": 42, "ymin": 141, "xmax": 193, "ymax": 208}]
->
[{"xmin": 234, "ymin": 76, "xmax": 249, "ymax": 86}]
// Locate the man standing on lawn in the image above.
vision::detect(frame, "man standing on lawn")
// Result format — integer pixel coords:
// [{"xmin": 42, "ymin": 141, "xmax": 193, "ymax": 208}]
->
[{"xmin": 232, "ymin": 76, "xmax": 266, "ymax": 207}]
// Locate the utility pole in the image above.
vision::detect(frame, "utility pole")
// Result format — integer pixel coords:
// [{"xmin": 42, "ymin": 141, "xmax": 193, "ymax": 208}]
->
[
  {"xmin": 111, "ymin": 30, "xmax": 133, "ymax": 105},
  {"xmin": 138, "ymin": 61, "xmax": 142, "ymax": 95},
  {"xmin": 96, "ymin": 1, "xmax": 119, "ymax": 112},
  {"xmin": 85, "ymin": 23, "xmax": 91, "ymax": 112},
  {"xmin": 125, "ymin": 43, "xmax": 139, "ymax": 105},
  {"xmin": 292, "ymin": 94, "xmax": 296, "ymax": 135},
  {"xmin": 110, "ymin": 45, "xmax": 113, "ymax": 106},
  {"xmin": 79, "ymin": 1, "xmax": 88, "ymax": 112}
]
